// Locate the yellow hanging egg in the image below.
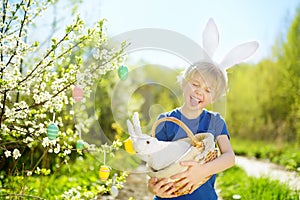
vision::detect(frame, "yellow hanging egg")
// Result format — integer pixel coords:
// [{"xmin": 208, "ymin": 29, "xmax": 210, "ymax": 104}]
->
[
  {"xmin": 99, "ymin": 165, "xmax": 111, "ymax": 181},
  {"xmin": 124, "ymin": 138, "xmax": 135, "ymax": 154}
]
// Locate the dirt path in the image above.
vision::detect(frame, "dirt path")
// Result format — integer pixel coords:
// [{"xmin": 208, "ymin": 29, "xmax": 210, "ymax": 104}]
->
[
  {"xmin": 235, "ymin": 156, "xmax": 300, "ymax": 190},
  {"xmin": 99, "ymin": 171, "xmax": 153, "ymax": 200}
]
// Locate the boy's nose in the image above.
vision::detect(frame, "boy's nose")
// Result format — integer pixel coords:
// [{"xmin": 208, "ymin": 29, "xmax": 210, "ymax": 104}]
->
[{"xmin": 194, "ymin": 87, "xmax": 203, "ymax": 95}]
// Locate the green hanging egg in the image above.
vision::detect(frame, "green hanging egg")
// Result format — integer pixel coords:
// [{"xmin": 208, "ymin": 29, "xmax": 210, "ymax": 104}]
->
[
  {"xmin": 76, "ymin": 139, "xmax": 85, "ymax": 150},
  {"xmin": 47, "ymin": 123, "xmax": 59, "ymax": 140},
  {"xmin": 117, "ymin": 65, "xmax": 128, "ymax": 80}
]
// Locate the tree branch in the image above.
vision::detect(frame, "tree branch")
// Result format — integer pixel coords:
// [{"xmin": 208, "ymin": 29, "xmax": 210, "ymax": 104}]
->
[
  {"xmin": 0, "ymin": 90, "xmax": 7, "ymax": 129},
  {"xmin": 0, "ymin": 0, "xmax": 8, "ymax": 34},
  {"xmin": 3, "ymin": 0, "xmax": 24, "ymax": 34},
  {"xmin": 18, "ymin": 26, "xmax": 77, "ymax": 86},
  {"xmin": 4, "ymin": 0, "xmax": 31, "ymax": 69},
  {"xmin": 0, "ymin": 0, "xmax": 8, "ymax": 74}
]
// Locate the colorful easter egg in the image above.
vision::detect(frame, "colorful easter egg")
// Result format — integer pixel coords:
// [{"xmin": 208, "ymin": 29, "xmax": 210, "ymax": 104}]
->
[
  {"xmin": 99, "ymin": 165, "xmax": 111, "ymax": 181},
  {"xmin": 47, "ymin": 123, "xmax": 59, "ymax": 140},
  {"xmin": 110, "ymin": 185, "xmax": 119, "ymax": 197},
  {"xmin": 76, "ymin": 139, "xmax": 85, "ymax": 150},
  {"xmin": 117, "ymin": 65, "xmax": 128, "ymax": 80},
  {"xmin": 124, "ymin": 138, "xmax": 135, "ymax": 154},
  {"xmin": 72, "ymin": 86, "xmax": 84, "ymax": 102}
]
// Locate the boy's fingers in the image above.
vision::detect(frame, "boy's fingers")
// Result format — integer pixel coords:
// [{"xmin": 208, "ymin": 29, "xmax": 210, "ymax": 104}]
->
[{"xmin": 148, "ymin": 177, "xmax": 158, "ymax": 184}]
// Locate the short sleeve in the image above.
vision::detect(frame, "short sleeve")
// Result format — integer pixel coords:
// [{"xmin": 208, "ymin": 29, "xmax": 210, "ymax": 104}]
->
[{"xmin": 209, "ymin": 113, "xmax": 230, "ymax": 140}]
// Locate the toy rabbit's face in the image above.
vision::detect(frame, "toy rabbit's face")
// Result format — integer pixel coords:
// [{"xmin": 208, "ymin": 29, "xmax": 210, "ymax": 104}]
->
[{"xmin": 133, "ymin": 136, "xmax": 157, "ymax": 154}]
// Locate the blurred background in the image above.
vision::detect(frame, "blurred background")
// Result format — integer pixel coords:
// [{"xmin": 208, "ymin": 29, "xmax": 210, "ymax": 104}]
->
[{"xmin": 1, "ymin": 0, "xmax": 300, "ymax": 199}]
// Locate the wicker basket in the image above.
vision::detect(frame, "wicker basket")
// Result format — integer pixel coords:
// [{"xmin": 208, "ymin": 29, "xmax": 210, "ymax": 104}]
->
[{"xmin": 149, "ymin": 117, "xmax": 218, "ymax": 196}]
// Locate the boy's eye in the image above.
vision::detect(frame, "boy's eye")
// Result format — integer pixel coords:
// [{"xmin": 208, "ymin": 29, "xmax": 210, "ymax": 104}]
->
[{"xmin": 205, "ymin": 89, "xmax": 211, "ymax": 93}]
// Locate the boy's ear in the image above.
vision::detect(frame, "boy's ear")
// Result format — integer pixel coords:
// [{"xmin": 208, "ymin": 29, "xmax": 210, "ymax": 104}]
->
[
  {"xmin": 210, "ymin": 93, "xmax": 216, "ymax": 103},
  {"xmin": 180, "ymin": 78, "xmax": 188, "ymax": 89}
]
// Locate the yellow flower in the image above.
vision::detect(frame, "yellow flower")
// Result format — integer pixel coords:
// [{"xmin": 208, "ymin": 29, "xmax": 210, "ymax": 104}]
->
[{"xmin": 124, "ymin": 138, "xmax": 135, "ymax": 154}]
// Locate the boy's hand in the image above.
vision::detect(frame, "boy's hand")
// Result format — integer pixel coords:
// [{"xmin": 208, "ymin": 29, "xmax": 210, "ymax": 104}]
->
[
  {"xmin": 171, "ymin": 160, "xmax": 209, "ymax": 194},
  {"xmin": 148, "ymin": 177, "xmax": 177, "ymax": 198}
]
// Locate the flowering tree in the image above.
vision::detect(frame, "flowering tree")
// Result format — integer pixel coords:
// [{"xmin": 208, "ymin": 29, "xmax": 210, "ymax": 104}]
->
[{"xmin": 0, "ymin": 0, "xmax": 127, "ymax": 198}]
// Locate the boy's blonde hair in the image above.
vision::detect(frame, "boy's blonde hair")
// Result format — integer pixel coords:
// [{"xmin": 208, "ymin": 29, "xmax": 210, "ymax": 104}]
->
[{"xmin": 177, "ymin": 61, "xmax": 227, "ymax": 101}]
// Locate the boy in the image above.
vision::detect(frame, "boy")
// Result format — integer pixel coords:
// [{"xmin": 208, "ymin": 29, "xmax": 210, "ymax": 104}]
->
[{"xmin": 148, "ymin": 61, "xmax": 235, "ymax": 199}]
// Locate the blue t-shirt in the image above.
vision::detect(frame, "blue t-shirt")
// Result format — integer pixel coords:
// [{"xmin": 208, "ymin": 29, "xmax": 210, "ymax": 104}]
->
[{"xmin": 153, "ymin": 108, "xmax": 230, "ymax": 200}]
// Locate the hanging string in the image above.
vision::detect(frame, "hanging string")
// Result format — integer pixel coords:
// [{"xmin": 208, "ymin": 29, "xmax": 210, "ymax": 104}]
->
[
  {"xmin": 103, "ymin": 151, "xmax": 106, "ymax": 165},
  {"xmin": 52, "ymin": 113, "xmax": 56, "ymax": 123},
  {"xmin": 112, "ymin": 173, "xmax": 117, "ymax": 185}
]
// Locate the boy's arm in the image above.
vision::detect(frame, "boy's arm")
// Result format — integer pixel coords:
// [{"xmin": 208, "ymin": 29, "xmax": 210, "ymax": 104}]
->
[{"xmin": 170, "ymin": 135, "xmax": 235, "ymax": 194}]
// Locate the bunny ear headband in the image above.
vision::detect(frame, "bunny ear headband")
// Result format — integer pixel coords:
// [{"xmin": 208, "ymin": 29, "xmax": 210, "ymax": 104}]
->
[{"xmin": 202, "ymin": 18, "xmax": 259, "ymax": 81}]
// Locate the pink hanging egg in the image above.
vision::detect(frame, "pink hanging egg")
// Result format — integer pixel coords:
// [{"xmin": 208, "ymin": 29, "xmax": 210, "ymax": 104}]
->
[{"xmin": 72, "ymin": 86, "xmax": 84, "ymax": 102}]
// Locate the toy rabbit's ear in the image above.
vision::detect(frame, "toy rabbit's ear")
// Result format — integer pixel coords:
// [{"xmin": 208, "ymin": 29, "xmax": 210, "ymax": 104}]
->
[
  {"xmin": 127, "ymin": 119, "xmax": 136, "ymax": 137},
  {"xmin": 132, "ymin": 112, "xmax": 143, "ymax": 136},
  {"xmin": 202, "ymin": 18, "xmax": 219, "ymax": 58},
  {"xmin": 220, "ymin": 41, "xmax": 259, "ymax": 70}
]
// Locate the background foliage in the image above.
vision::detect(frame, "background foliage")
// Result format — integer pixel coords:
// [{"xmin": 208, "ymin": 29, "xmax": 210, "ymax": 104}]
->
[
  {"xmin": 225, "ymin": 10, "xmax": 300, "ymax": 145},
  {"xmin": 0, "ymin": 0, "xmax": 299, "ymax": 199}
]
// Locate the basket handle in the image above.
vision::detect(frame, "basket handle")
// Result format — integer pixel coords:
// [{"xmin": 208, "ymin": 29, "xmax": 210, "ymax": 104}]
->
[{"xmin": 151, "ymin": 117, "xmax": 199, "ymax": 145}]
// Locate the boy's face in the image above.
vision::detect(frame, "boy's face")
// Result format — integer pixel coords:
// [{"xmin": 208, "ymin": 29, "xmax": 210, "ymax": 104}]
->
[{"xmin": 182, "ymin": 72, "xmax": 214, "ymax": 112}]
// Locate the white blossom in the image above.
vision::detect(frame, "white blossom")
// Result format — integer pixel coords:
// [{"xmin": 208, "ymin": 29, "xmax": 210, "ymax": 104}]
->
[
  {"xmin": 42, "ymin": 137, "xmax": 51, "ymax": 147},
  {"xmin": 13, "ymin": 149, "xmax": 21, "ymax": 160},
  {"xmin": 54, "ymin": 144, "xmax": 60, "ymax": 154},
  {"xmin": 63, "ymin": 149, "xmax": 71, "ymax": 156},
  {"xmin": 4, "ymin": 150, "xmax": 11, "ymax": 158},
  {"xmin": 27, "ymin": 171, "xmax": 32, "ymax": 176},
  {"xmin": 23, "ymin": 136, "xmax": 34, "ymax": 144},
  {"xmin": 35, "ymin": 167, "xmax": 41, "ymax": 174}
]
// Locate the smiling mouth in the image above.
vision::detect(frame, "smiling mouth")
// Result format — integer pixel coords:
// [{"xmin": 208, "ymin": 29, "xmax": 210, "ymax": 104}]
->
[{"xmin": 190, "ymin": 96, "xmax": 202, "ymax": 106}]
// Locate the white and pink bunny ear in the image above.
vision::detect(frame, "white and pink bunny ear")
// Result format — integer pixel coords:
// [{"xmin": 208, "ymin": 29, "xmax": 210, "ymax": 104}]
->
[
  {"xmin": 202, "ymin": 18, "xmax": 219, "ymax": 59},
  {"xmin": 219, "ymin": 41, "xmax": 259, "ymax": 70}
]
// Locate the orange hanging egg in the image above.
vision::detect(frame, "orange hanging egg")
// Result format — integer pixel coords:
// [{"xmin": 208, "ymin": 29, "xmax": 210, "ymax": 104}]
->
[
  {"xmin": 99, "ymin": 165, "xmax": 111, "ymax": 181},
  {"xmin": 72, "ymin": 86, "xmax": 84, "ymax": 102}
]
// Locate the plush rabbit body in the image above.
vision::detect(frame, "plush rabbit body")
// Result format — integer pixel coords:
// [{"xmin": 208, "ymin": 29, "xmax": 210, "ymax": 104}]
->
[{"xmin": 126, "ymin": 112, "xmax": 190, "ymax": 170}]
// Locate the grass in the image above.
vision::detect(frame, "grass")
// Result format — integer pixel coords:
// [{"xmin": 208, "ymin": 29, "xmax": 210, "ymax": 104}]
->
[
  {"xmin": 217, "ymin": 166, "xmax": 300, "ymax": 200},
  {"xmin": 0, "ymin": 154, "xmax": 129, "ymax": 199},
  {"xmin": 231, "ymin": 138, "xmax": 300, "ymax": 172}
]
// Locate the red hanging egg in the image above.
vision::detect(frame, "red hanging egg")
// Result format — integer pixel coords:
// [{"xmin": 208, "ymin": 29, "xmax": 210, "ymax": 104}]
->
[{"xmin": 72, "ymin": 86, "xmax": 84, "ymax": 102}]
